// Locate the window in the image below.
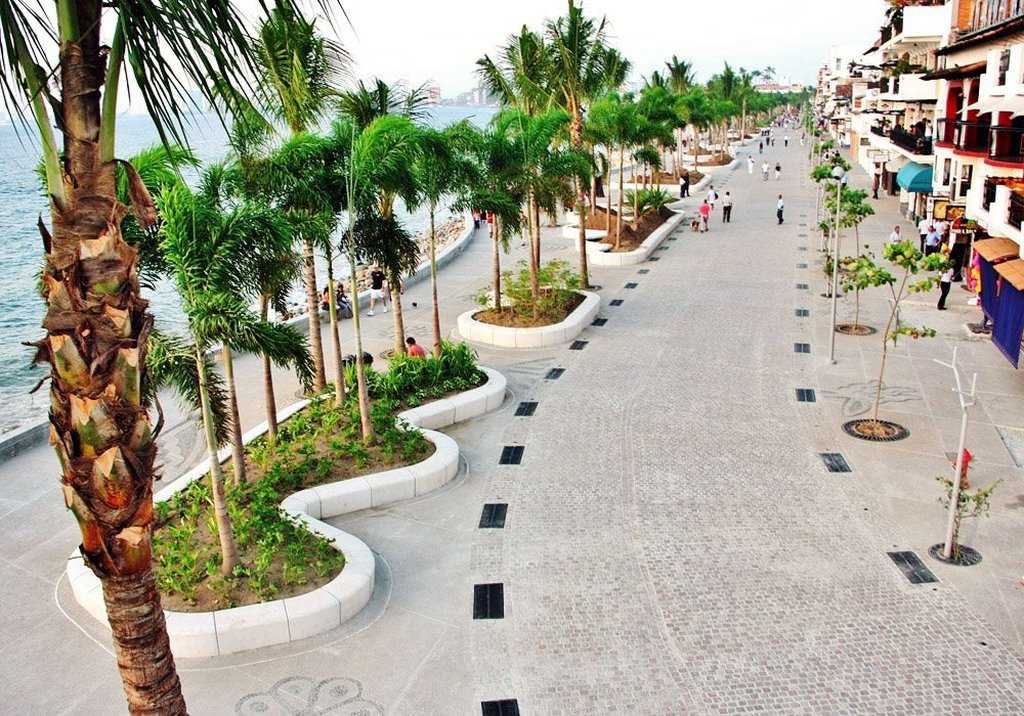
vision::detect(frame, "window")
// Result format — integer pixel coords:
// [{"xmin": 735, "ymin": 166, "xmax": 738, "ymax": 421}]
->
[
  {"xmin": 943, "ymin": 158, "xmax": 952, "ymax": 186},
  {"xmin": 999, "ymin": 49, "xmax": 1011, "ymax": 86},
  {"xmin": 960, "ymin": 165, "xmax": 973, "ymax": 198}
]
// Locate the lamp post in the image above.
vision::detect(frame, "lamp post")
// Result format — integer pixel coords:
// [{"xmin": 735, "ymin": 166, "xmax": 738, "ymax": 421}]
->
[{"xmin": 828, "ymin": 165, "xmax": 845, "ymax": 364}]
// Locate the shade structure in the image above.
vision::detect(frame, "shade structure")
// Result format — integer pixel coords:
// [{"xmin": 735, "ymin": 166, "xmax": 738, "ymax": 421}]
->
[
  {"xmin": 896, "ymin": 162, "xmax": 933, "ymax": 193},
  {"xmin": 973, "ymin": 237, "xmax": 1020, "ymax": 263},
  {"xmin": 993, "ymin": 259, "xmax": 1024, "ymax": 368}
]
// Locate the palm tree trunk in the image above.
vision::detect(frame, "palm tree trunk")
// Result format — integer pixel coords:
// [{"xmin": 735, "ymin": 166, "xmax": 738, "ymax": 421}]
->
[
  {"xmin": 259, "ymin": 296, "xmax": 278, "ymax": 443},
  {"xmin": 527, "ymin": 191, "xmax": 540, "ymax": 306},
  {"xmin": 492, "ymin": 217, "xmax": 503, "ymax": 311},
  {"xmin": 325, "ymin": 253, "xmax": 345, "ymax": 407},
  {"xmin": 532, "ymin": 194, "xmax": 542, "ymax": 269},
  {"xmin": 347, "ymin": 249, "xmax": 375, "ymax": 443},
  {"xmin": 429, "ymin": 208, "xmax": 442, "ymax": 357},
  {"xmin": 616, "ymin": 145, "xmax": 625, "ymax": 251},
  {"xmin": 195, "ymin": 346, "xmax": 240, "ymax": 575},
  {"xmin": 102, "ymin": 569, "xmax": 187, "ymax": 714},
  {"xmin": 221, "ymin": 343, "xmax": 245, "ymax": 485},
  {"xmin": 390, "ymin": 273, "xmax": 406, "ymax": 355},
  {"xmin": 570, "ymin": 111, "xmax": 590, "ymax": 289},
  {"xmin": 302, "ymin": 238, "xmax": 326, "ymax": 392}
]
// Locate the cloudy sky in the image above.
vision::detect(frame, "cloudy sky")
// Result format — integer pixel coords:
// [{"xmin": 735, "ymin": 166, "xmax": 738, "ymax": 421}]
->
[{"xmin": 329, "ymin": 0, "xmax": 889, "ymax": 95}]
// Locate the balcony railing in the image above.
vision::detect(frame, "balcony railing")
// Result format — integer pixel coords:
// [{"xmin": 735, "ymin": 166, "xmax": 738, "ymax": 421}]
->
[
  {"xmin": 890, "ymin": 125, "xmax": 934, "ymax": 155},
  {"xmin": 935, "ymin": 117, "xmax": 956, "ymax": 145},
  {"xmin": 989, "ymin": 126, "xmax": 1024, "ymax": 164},
  {"xmin": 955, "ymin": 120, "xmax": 992, "ymax": 153},
  {"xmin": 1010, "ymin": 192, "xmax": 1024, "ymax": 230},
  {"xmin": 967, "ymin": 0, "xmax": 1024, "ymax": 35}
]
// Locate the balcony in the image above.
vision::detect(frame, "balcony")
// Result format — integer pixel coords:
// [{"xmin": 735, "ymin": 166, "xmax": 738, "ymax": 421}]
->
[
  {"xmin": 882, "ymin": 4, "xmax": 951, "ymax": 49},
  {"xmin": 935, "ymin": 117, "xmax": 956, "ymax": 146},
  {"xmin": 989, "ymin": 126, "xmax": 1024, "ymax": 164},
  {"xmin": 955, "ymin": 121, "xmax": 991, "ymax": 153},
  {"xmin": 889, "ymin": 125, "xmax": 934, "ymax": 155},
  {"xmin": 966, "ymin": 0, "xmax": 1024, "ymax": 35}
]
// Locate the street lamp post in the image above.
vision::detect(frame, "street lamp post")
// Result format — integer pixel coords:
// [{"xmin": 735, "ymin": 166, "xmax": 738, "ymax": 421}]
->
[{"xmin": 827, "ymin": 165, "xmax": 845, "ymax": 364}]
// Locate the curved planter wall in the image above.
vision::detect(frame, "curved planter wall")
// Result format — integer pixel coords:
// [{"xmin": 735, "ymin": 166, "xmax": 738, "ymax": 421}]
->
[
  {"xmin": 456, "ymin": 291, "xmax": 600, "ymax": 349},
  {"xmin": 67, "ymin": 367, "xmax": 507, "ymax": 659},
  {"xmin": 579, "ymin": 211, "xmax": 686, "ymax": 267}
]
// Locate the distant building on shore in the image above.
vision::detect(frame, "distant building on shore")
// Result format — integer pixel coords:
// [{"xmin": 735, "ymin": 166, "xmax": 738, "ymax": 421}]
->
[{"xmin": 755, "ymin": 78, "xmax": 806, "ymax": 94}]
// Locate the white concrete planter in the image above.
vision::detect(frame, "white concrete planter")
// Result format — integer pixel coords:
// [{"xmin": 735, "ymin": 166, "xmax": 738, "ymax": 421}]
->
[
  {"xmin": 560, "ymin": 225, "xmax": 608, "ymax": 242},
  {"xmin": 457, "ymin": 291, "xmax": 600, "ymax": 349},
  {"xmin": 577, "ymin": 211, "xmax": 687, "ymax": 267},
  {"xmin": 67, "ymin": 367, "xmax": 506, "ymax": 659}
]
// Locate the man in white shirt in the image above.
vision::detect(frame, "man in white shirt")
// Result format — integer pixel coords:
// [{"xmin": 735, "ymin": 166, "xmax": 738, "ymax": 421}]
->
[
  {"xmin": 777, "ymin": 194, "xmax": 785, "ymax": 225},
  {"xmin": 887, "ymin": 225, "xmax": 902, "ymax": 246},
  {"xmin": 707, "ymin": 186, "xmax": 718, "ymax": 211},
  {"xmin": 917, "ymin": 216, "xmax": 931, "ymax": 253},
  {"xmin": 748, "ymin": 156, "xmax": 754, "ymax": 174}
]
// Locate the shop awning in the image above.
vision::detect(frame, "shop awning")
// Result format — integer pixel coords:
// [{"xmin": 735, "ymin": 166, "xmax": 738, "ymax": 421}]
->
[
  {"xmin": 996, "ymin": 258, "xmax": 1024, "ymax": 290},
  {"xmin": 966, "ymin": 95, "xmax": 1024, "ymax": 117},
  {"xmin": 896, "ymin": 162, "xmax": 933, "ymax": 193},
  {"xmin": 974, "ymin": 237, "xmax": 1021, "ymax": 262},
  {"xmin": 920, "ymin": 61, "xmax": 987, "ymax": 81},
  {"xmin": 992, "ymin": 259, "xmax": 1024, "ymax": 368}
]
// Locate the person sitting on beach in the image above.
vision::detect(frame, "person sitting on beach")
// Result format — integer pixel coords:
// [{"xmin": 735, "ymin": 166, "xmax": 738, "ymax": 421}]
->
[{"xmin": 405, "ymin": 336, "xmax": 427, "ymax": 358}]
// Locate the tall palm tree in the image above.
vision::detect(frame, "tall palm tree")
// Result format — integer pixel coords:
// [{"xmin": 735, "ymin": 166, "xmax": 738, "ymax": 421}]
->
[
  {"xmin": 413, "ymin": 124, "xmax": 478, "ymax": 356},
  {"xmin": 255, "ymin": 0, "xmax": 348, "ymax": 394},
  {"xmin": 588, "ymin": 92, "xmax": 637, "ymax": 249},
  {"xmin": 546, "ymin": 0, "xmax": 609, "ymax": 289},
  {"xmin": 338, "ymin": 78, "xmax": 432, "ymax": 130},
  {"xmin": 680, "ymin": 87, "xmax": 714, "ymax": 173},
  {"xmin": 665, "ymin": 55, "xmax": 696, "ymax": 94},
  {"xmin": 0, "ymin": 0, "xmax": 305, "ymax": 708}
]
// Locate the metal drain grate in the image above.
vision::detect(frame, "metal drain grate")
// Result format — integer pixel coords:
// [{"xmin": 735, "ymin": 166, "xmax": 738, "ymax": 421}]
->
[
  {"xmin": 569, "ymin": 340, "xmax": 588, "ymax": 350},
  {"xmin": 795, "ymin": 309, "xmax": 810, "ymax": 317},
  {"xmin": 797, "ymin": 263, "xmax": 808, "ymax": 268},
  {"xmin": 481, "ymin": 700, "xmax": 520, "ymax": 716},
  {"xmin": 625, "ymin": 282, "xmax": 639, "ymax": 289},
  {"xmin": 797, "ymin": 246, "xmax": 808, "ymax": 251},
  {"xmin": 887, "ymin": 551, "xmax": 938, "ymax": 584},
  {"xmin": 648, "ymin": 257, "xmax": 660, "ymax": 262},
  {"xmin": 499, "ymin": 446, "xmax": 524, "ymax": 465},
  {"xmin": 479, "ymin": 503, "xmax": 508, "ymax": 529},
  {"xmin": 796, "ymin": 388, "xmax": 816, "ymax": 402},
  {"xmin": 545, "ymin": 368, "xmax": 565, "ymax": 380},
  {"xmin": 591, "ymin": 318, "xmax": 608, "ymax": 326},
  {"xmin": 515, "ymin": 401, "xmax": 538, "ymax": 417},
  {"xmin": 820, "ymin": 452, "xmax": 851, "ymax": 473},
  {"xmin": 657, "ymin": 246, "xmax": 669, "ymax": 251},
  {"xmin": 794, "ymin": 343, "xmax": 811, "ymax": 354},
  {"xmin": 638, "ymin": 269, "xmax": 650, "ymax": 274},
  {"xmin": 796, "ymin": 283, "xmax": 808, "ymax": 290},
  {"xmin": 610, "ymin": 299, "xmax": 624, "ymax": 306},
  {"xmin": 473, "ymin": 583, "xmax": 505, "ymax": 619}
]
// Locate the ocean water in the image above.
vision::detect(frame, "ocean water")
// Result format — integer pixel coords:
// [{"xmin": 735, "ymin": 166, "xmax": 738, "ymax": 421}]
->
[{"xmin": 0, "ymin": 106, "xmax": 495, "ymax": 434}]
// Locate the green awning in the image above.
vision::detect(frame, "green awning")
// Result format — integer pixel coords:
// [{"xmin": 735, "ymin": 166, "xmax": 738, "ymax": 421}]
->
[{"xmin": 896, "ymin": 162, "xmax": 933, "ymax": 193}]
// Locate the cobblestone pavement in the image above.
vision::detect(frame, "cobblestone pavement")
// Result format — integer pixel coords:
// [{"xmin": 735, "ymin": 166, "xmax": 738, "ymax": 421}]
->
[{"xmin": 4, "ymin": 138, "xmax": 1024, "ymax": 714}]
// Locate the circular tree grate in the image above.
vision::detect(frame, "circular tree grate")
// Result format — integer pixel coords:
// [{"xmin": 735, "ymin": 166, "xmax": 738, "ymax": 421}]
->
[
  {"xmin": 928, "ymin": 543, "xmax": 983, "ymax": 566},
  {"xmin": 835, "ymin": 323, "xmax": 878, "ymax": 336},
  {"xmin": 843, "ymin": 419, "xmax": 910, "ymax": 442}
]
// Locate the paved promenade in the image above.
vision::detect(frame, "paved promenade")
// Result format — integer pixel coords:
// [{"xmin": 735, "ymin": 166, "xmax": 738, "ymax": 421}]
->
[{"xmin": 3, "ymin": 138, "xmax": 1024, "ymax": 713}]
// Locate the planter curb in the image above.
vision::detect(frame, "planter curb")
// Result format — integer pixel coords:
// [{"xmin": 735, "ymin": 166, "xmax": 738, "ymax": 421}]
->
[{"xmin": 456, "ymin": 292, "xmax": 600, "ymax": 349}]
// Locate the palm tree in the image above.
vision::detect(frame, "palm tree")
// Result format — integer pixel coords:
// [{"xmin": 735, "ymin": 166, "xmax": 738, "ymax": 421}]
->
[
  {"xmin": 0, "ymin": 0, "xmax": 300, "ymax": 707},
  {"xmin": 159, "ymin": 174, "xmax": 314, "ymax": 567},
  {"xmin": 546, "ymin": 0, "xmax": 609, "ymax": 289},
  {"xmin": 588, "ymin": 92, "xmax": 637, "ymax": 248},
  {"xmin": 680, "ymin": 87, "xmax": 714, "ymax": 173},
  {"xmin": 338, "ymin": 78, "xmax": 432, "ymax": 130},
  {"xmin": 255, "ymin": 0, "xmax": 348, "ymax": 394},
  {"xmin": 665, "ymin": 55, "xmax": 696, "ymax": 94},
  {"xmin": 413, "ymin": 124, "xmax": 478, "ymax": 356}
]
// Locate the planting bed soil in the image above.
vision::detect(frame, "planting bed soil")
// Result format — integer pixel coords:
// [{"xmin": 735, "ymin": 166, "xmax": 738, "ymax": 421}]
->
[
  {"xmin": 475, "ymin": 291, "xmax": 585, "ymax": 328},
  {"xmin": 588, "ymin": 206, "xmax": 674, "ymax": 252}
]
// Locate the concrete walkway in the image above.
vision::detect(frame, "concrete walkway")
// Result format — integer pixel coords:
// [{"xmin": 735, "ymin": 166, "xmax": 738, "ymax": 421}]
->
[{"xmin": 4, "ymin": 137, "xmax": 1024, "ymax": 713}]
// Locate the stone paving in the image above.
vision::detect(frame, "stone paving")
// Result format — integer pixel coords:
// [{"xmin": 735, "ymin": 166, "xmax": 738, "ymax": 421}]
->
[{"xmin": 2, "ymin": 137, "xmax": 1024, "ymax": 713}]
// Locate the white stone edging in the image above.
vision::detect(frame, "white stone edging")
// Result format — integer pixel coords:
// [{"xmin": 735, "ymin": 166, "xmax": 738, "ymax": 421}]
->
[
  {"xmin": 578, "ymin": 211, "xmax": 687, "ymax": 267},
  {"xmin": 456, "ymin": 291, "xmax": 600, "ymax": 349},
  {"xmin": 560, "ymin": 225, "xmax": 608, "ymax": 241},
  {"xmin": 66, "ymin": 366, "xmax": 507, "ymax": 659}
]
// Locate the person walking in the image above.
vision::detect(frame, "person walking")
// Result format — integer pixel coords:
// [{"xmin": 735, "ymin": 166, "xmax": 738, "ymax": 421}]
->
[
  {"xmin": 679, "ymin": 173, "xmax": 686, "ymax": 199},
  {"xmin": 367, "ymin": 265, "xmax": 388, "ymax": 316},
  {"xmin": 917, "ymin": 216, "xmax": 931, "ymax": 253},
  {"xmin": 937, "ymin": 267, "xmax": 953, "ymax": 310},
  {"xmin": 748, "ymin": 156, "xmax": 755, "ymax": 174},
  {"xmin": 775, "ymin": 162, "xmax": 782, "ymax": 181},
  {"xmin": 699, "ymin": 199, "xmax": 711, "ymax": 232},
  {"xmin": 762, "ymin": 161, "xmax": 770, "ymax": 181},
  {"xmin": 776, "ymin": 194, "xmax": 785, "ymax": 225},
  {"xmin": 887, "ymin": 224, "xmax": 902, "ymax": 246},
  {"xmin": 924, "ymin": 224, "xmax": 941, "ymax": 255},
  {"xmin": 784, "ymin": 135, "xmax": 789, "ymax": 147},
  {"xmin": 707, "ymin": 185, "xmax": 718, "ymax": 212},
  {"xmin": 759, "ymin": 140, "xmax": 764, "ymax": 154},
  {"xmin": 681, "ymin": 170, "xmax": 690, "ymax": 198},
  {"xmin": 722, "ymin": 192, "xmax": 733, "ymax": 223}
]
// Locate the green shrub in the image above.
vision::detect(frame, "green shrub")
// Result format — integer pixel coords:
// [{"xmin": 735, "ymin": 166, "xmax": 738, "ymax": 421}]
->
[{"xmin": 625, "ymin": 187, "xmax": 671, "ymax": 223}]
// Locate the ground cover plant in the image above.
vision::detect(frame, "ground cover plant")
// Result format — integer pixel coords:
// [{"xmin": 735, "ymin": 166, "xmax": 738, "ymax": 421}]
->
[
  {"xmin": 153, "ymin": 342, "xmax": 484, "ymax": 611},
  {"xmin": 475, "ymin": 259, "xmax": 584, "ymax": 327}
]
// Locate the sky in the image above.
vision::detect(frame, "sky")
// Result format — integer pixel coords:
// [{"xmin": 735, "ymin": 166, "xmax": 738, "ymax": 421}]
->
[{"xmin": 326, "ymin": 0, "xmax": 891, "ymax": 95}]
